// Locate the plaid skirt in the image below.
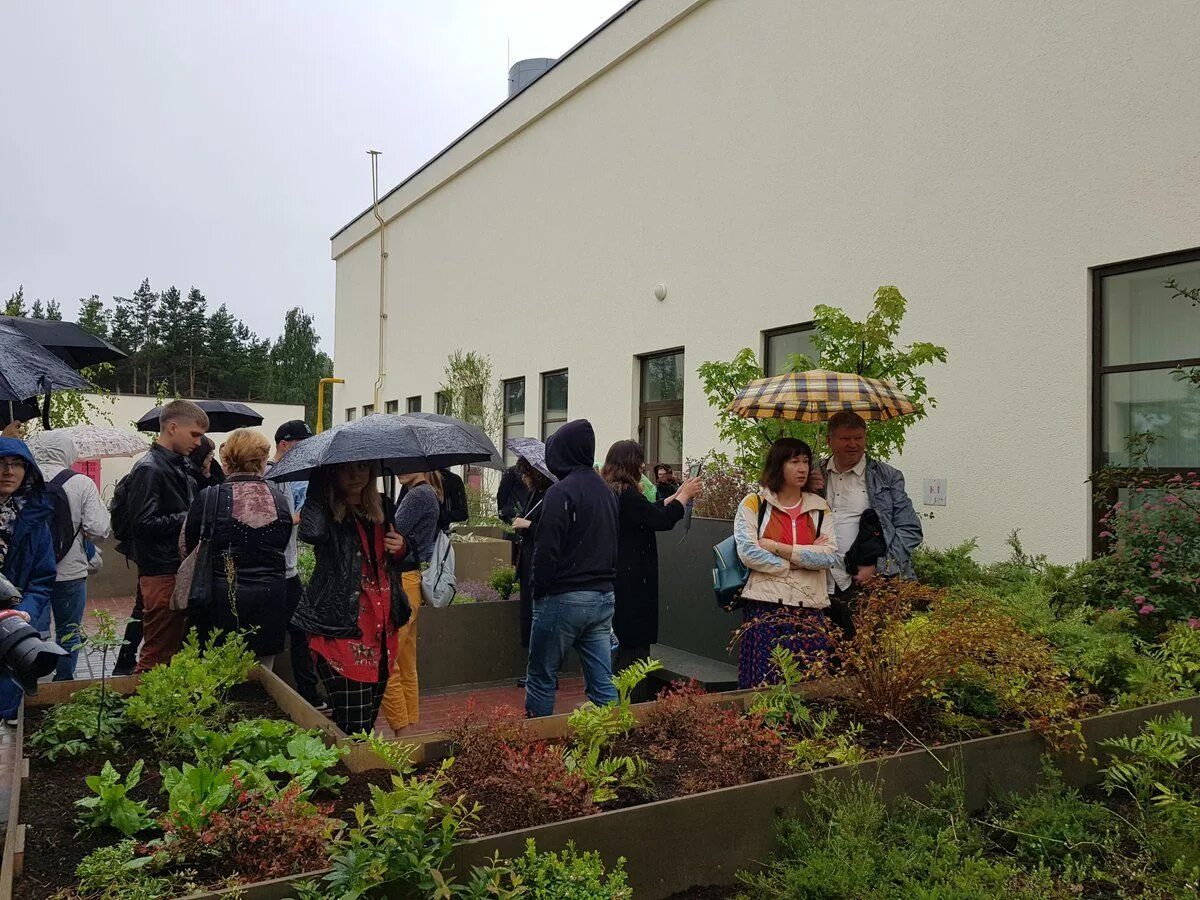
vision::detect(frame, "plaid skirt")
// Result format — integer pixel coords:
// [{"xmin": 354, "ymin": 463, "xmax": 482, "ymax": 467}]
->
[{"xmin": 737, "ymin": 601, "xmax": 828, "ymax": 690}]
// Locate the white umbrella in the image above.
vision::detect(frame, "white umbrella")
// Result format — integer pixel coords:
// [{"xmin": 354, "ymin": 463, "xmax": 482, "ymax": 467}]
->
[{"xmin": 33, "ymin": 425, "xmax": 149, "ymax": 461}]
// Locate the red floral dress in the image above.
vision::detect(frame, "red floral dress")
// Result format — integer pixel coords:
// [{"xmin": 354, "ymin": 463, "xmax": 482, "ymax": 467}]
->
[{"xmin": 308, "ymin": 518, "xmax": 397, "ymax": 683}]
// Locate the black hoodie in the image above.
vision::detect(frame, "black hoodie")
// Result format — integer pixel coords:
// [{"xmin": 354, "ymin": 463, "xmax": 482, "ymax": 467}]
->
[{"xmin": 531, "ymin": 420, "xmax": 618, "ymax": 598}]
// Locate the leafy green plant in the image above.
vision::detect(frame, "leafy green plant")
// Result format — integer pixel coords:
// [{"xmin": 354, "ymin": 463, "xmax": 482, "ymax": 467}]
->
[
  {"xmin": 160, "ymin": 762, "xmax": 236, "ymax": 832},
  {"xmin": 296, "ymin": 736, "xmax": 478, "ymax": 900},
  {"xmin": 296, "ymin": 543, "xmax": 316, "ymax": 585},
  {"xmin": 913, "ymin": 539, "xmax": 990, "ymax": 587},
  {"xmin": 186, "ymin": 719, "xmax": 348, "ymax": 793},
  {"xmin": 1120, "ymin": 624, "xmax": 1200, "ymax": 707},
  {"xmin": 1102, "ymin": 711, "xmax": 1200, "ymax": 807},
  {"xmin": 697, "ymin": 287, "xmax": 947, "ymax": 470},
  {"xmin": 75, "ymin": 759, "xmax": 158, "ymax": 836},
  {"xmin": 488, "ymin": 566, "xmax": 518, "ymax": 601},
  {"xmin": 563, "ymin": 659, "xmax": 662, "ymax": 802},
  {"xmin": 30, "ymin": 684, "xmax": 127, "ymax": 761},
  {"xmin": 72, "ymin": 839, "xmax": 183, "ymax": 900},
  {"xmin": 464, "ymin": 841, "xmax": 632, "ymax": 899},
  {"xmin": 125, "ymin": 630, "xmax": 256, "ymax": 750}
]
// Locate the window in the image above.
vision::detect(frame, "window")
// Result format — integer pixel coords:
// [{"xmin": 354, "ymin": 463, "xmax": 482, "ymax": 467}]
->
[
  {"xmin": 763, "ymin": 323, "xmax": 817, "ymax": 376},
  {"xmin": 501, "ymin": 378, "xmax": 526, "ymax": 464},
  {"xmin": 436, "ymin": 391, "xmax": 450, "ymax": 415},
  {"xmin": 406, "ymin": 396, "xmax": 422, "ymax": 413},
  {"xmin": 345, "ymin": 407, "xmax": 357, "ymax": 422},
  {"xmin": 385, "ymin": 400, "xmax": 399, "ymax": 415},
  {"xmin": 638, "ymin": 350, "xmax": 684, "ymax": 469},
  {"xmin": 362, "ymin": 403, "xmax": 375, "ymax": 417},
  {"xmin": 541, "ymin": 370, "xmax": 568, "ymax": 439},
  {"xmin": 1093, "ymin": 248, "xmax": 1200, "ymax": 547}
]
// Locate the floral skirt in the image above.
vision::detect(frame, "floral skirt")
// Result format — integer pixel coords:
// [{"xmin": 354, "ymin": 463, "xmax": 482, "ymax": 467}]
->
[{"xmin": 737, "ymin": 601, "xmax": 828, "ymax": 690}]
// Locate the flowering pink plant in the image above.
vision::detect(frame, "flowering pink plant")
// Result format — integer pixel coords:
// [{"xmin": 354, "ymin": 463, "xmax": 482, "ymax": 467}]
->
[{"xmin": 1099, "ymin": 473, "xmax": 1200, "ymax": 627}]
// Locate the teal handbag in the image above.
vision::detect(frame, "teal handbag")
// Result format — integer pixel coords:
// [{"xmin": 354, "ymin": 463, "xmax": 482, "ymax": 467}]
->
[{"xmin": 712, "ymin": 497, "xmax": 768, "ymax": 611}]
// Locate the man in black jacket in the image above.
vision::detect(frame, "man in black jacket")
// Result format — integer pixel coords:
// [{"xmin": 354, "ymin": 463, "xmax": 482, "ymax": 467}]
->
[
  {"xmin": 525, "ymin": 419, "xmax": 619, "ymax": 717},
  {"xmin": 128, "ymin": 400, "xmax": 207, "ymax": 673}
]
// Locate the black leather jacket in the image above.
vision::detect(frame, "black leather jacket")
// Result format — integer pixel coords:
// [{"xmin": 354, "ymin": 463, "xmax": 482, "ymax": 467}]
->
[
  {"xmin": 291, "ymin": 482, "xmax": 411, "ymax": 639},
  {"xmin": 128, "ymin": 443, "xmax": 195, "ymax": 576}
]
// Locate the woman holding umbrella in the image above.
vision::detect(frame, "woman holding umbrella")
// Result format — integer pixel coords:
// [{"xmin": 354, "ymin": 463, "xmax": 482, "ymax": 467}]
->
[{"xmin": 292, "ymin": 461, "xmax": 410, "ymax": 734}]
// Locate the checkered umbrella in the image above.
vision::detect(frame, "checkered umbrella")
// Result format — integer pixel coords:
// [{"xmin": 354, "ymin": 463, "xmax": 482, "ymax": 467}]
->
[{"xmin": 728, "ymin": 370, "xmax": 918, "ymax": 422}]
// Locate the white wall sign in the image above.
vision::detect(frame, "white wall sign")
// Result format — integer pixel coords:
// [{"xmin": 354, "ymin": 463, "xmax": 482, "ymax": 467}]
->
[{"xmin": 923, "ymin": 478, "xmax": 947, "ymax": 507}]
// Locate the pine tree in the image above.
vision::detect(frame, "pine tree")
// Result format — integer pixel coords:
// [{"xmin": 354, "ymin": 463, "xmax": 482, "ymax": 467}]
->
[
  {"xmin": 44, "ymin": 299, "xmax": 62, "ymax": 320},
  {"xmin": 30, "ymin": 299, "xmax": 46, "ymax": 319},
  {"xmin": 155, "ymin": 286, "xmax": 185, "ymax": 393},
  {"xmin": 180, "ymin": 288, "xmax": 208, "ymax": 396},
  {"xmin": 4, "ymin": 286, "xmax": 27, "ymax": 317},
  {"xmin": 132, "ymin": 279, "xmax": 159, "ymax": 393},
  {"xmin": 77, "ymin": 295, "xmax": 108, "ymax": 338},
  {"xmin": 269, "ymin": 307, "xmax": 333, "ymax": 424}
]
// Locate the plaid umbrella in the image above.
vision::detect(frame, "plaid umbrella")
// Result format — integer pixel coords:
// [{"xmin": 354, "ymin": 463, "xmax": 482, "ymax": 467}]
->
[{"xmin": 729, "ymin": 370, "xmax": 918, "ymax": 422}]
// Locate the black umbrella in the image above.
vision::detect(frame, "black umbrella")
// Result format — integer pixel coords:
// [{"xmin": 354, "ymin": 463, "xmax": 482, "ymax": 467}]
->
[
  {"xmin": 265, "ymin": 414, "xmax": 494, "ymax": 483},
  {"xmin": 137, "ymin": 400, "xmax": 263, "ymax": 433},
  {"xmin": 0, "ymin": 317, "xmax": 127, "ymax": 369},
  {"xmin": 401, "ymin": 412, "xmax": 504, "ymax": 470},
  {"xmin": 0, "ymin": 324, "xmax": 91, "ymax": 402}
]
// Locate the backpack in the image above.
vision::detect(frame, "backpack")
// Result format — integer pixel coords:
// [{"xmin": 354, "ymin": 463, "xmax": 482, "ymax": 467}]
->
[
  {"xmin": 45, "ymin": 471, "xmax": 81, "ymax": 563},
  {"xmin": 109, "ymin": 472, "xmax": 135, "ymax": 549},
  {"xmin": 421, "ymin": 529, "xmax": 457, "ymax": 608},
  {"xmin": 439, "ymin": 469, "xmax": 469, "ymax": 528},
  {"xmin": 712, "ymin": 496, "xmax": 825, "ymax": 611}
]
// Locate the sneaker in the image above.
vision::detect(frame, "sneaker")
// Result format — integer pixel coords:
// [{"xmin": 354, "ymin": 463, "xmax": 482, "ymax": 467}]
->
[
  {"xmin": 3, "ymin": 718, "xmax": 18, "ymax": 728},
  {"xmin": 111, "ymin": 665, "xmax": 134, "ymax": 677},
  {"xmin": 314, "ymin": 701, "xmax": 332, "ymax": 717}
]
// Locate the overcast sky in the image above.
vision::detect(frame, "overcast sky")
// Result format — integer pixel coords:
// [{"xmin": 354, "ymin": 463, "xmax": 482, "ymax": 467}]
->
[{"xmin": 0, "ymin": 0, "xmax": 626, "ymax": 348}]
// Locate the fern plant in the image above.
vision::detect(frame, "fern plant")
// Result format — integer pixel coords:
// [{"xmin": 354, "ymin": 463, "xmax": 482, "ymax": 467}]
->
[{"xmin": 1101, "ymin": 712, "xmax": 1200, "ymax": 807}]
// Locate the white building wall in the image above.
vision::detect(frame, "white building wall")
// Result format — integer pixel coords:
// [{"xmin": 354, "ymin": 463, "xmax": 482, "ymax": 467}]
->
[
  {"xmin": 62, "ymin": 394, "xmax": 306, "ymax": 500},
  {"xmin": 330, "ymin": 0, "xmax": 1200, "ymax": 563}
]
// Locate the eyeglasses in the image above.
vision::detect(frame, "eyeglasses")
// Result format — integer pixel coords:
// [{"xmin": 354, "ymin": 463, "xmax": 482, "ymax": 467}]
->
[{"xmin": 0, "ymin": 459, "xmax": 27, "ymax": 472}]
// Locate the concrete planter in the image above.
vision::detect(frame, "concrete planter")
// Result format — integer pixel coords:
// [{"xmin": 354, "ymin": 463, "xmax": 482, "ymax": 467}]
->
[
  {"xmin": 417, "ymin": 599, "xmax": 531, "ymax": 690},
  {"xmin": 451, "ymin": 536, "xmax": 512, "ymax": 584},
  {"xmin": 148, "ymin": 695, "xmax": 1200, "ymax": 900}
]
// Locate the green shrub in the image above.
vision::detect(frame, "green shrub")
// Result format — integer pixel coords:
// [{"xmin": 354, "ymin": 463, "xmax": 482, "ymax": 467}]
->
[
  {"xmin": 73, "ymin": 840, "xmax": 181, "ymax": 900},
  {"xmin": 464, "ymin": 840, "xmax": 632, "ymax": 899},
  {"xmin": 914, "ymin": 539, "xmax": 990, "ymax": 587},
  {"xmin": 296, "ymin": 544, "xmax": 316, "ymax": 585},
  {"xmin": 1119, "ymin": 624, "xmax": 1200, "ymax": 707},
  {"xmin": 185, "ymin": 718, "xmax": 348, "ymax": 794},
  {"xmin": 125, "ymin": 630, "xmax": 256, "ymax": 750},
  {"xmin": 29, "ymin": 684, "xmax": 127, "ymax": 761},
  {"xmin": 488, "ymin": 565, "xmax": 518, "ymax": 601}
]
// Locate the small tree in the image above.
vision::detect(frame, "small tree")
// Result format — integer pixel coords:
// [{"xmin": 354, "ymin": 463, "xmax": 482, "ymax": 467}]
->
[
  {"xmin": 440, "ymin": 350, "xmax": 504, "ymax": 523},
  {"xmin": 698, "ymin": 286, "xmax": 947, "ymax": 471}
]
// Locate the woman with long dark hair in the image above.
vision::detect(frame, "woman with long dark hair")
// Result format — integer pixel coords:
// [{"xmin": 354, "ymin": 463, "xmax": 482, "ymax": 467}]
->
[
  {"xmin": 292, "ymin": 461, "xmax": 409, "ymax": 734},
  {"xmin": 602, "ymin": 440, "xmax": 700, "ymax": 695},
  {"xmin": 511, "ymin": 455, "xmax": 554, "ymax": 649},
  {"xmin": 732, "ymin": 437, "xmax": 837, "ymax": 689}
]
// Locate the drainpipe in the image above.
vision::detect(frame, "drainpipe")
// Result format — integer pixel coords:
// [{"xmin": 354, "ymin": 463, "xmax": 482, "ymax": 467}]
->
[
  {"xmin": 369, "ymin": 150, "xmax": 388, "ymax": 412},
  {"xmin": 315, "ymin": 377, "xmax": 344, "ymax": 434}
]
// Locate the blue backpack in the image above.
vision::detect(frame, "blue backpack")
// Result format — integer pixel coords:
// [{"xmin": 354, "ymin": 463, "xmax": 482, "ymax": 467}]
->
[{"xmin": 712, "ymin": 496, "xmax": 768, "ymax": 611}]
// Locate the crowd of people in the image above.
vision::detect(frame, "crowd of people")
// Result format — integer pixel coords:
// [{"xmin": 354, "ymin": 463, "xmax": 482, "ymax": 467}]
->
[{"xmin": 0, "ymin": 397, "xmax": 921, "ymax": 734}]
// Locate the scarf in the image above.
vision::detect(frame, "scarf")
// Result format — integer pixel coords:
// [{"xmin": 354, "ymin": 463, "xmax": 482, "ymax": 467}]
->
[{"xmin": 0, "ymin": 488, "xmax": 30, "ymax": 569}]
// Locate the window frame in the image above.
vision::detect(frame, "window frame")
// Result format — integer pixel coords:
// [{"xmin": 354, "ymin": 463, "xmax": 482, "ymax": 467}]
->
[
  {"xmin": 540, "ymin": 369, "xmax": 568, "ymax": 440},
  {"xmin": 1090, "ymin": 246, "xmax": 1200, "ymax": 553},
  {"xmin": 638, "ymin": 349, "xmax": 685, "ymax": 470},
  {"xmin": 345, "ymin": 407, "xmax": 357, "ymax": 422},
  {"xmin": 763, "ymin": 322, "xmax": 817, "ymax": 376},
  {"xmin": 384, "ymin": 400, "xmax": 399, "ymax": 415},
  {"xmin": 362, "ymin": 403, "xmax": 375, "ymax": 417},
  {"xmin": 435, "ymin": 391, "xmax": 450, "ymax": 416},
  {"xmin": 502, "ymin": 377, "xmax": 526, "ymax": 465},
  {"xmin": 406, "ymin": 396, "xmax": 422, "ymax": 413}
]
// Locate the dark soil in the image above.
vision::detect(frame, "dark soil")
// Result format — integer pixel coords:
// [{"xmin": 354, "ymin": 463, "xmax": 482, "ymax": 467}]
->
[
  {"xmin": 14, "ymin": 682, "xmax": 392, "ymax": 900},
  {"xmin": 665, "ymin": 887, "xmax": 738, "ymax": 899}
]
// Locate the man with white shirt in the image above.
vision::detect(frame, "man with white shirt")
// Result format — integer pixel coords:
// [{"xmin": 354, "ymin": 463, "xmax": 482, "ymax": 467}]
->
[{"xmin": 809, "ymin": 411, "xmax": 923, "ymax": 634}]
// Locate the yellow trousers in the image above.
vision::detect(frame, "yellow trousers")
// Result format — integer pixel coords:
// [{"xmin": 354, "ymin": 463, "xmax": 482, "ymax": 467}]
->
[{"xmin": 381, "ymin": 570, "xmax": 421, "ymax": 731}]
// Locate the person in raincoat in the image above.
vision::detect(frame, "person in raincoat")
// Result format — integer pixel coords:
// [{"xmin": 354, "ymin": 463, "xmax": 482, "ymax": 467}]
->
[
  {"xmin": 31, "ymin": 431, "xmax": 111, "ymax": 680},
  {"xmin": 0, "ymin": 438, "xmax": 58, "ymax": 724}
]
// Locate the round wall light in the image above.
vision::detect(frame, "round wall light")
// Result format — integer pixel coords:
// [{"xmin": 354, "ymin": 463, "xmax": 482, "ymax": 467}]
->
[{"xmin": 653, "ymin": 283, "xmax": 667, "ymax": 301}]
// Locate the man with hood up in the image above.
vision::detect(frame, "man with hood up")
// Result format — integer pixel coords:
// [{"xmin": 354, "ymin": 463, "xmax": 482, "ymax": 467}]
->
[
  {"xmin": 0, "ymin": 437, "xmax": 58, "ymax": 724},
  {"xmin": 31, "ymin": 431, "xmax": 111, "ymax": 680},
  {"xmin": 525, "ymin": 419, "xmax": 619, "ymax": 718}
]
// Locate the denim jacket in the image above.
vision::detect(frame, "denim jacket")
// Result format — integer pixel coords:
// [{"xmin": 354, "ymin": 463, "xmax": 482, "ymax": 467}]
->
[{"xmin": 818, "ymin": 456, "xmax": 922, "ymax": 579}]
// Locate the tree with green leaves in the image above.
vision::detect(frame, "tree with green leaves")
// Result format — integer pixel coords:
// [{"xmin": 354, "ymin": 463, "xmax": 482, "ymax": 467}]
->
[
  {"xmin": 77, "ymin": 295, "xmax": 108, "ymax": 339},
  {"xmin": 5, "ymin": 286, "xmax": 27, "ymax": 317},
  {"xmin": 269, "ymin": 308, "xmax": 333, "ymax": 427},
  {"xmin": 698, "ymin": 286, "xmax": 947, "ymax": 470},
  {"xmin": 440, "ymin": 350, "xmax": 503, "ymax": 522}
]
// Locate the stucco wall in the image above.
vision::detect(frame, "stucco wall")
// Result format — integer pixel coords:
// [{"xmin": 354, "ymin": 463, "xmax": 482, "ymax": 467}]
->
[
  {"xmin": 330, "ymin": 0, "xmax": 1200, "ymax": 562},
  {"xmin": 62, "ymin": 394, "xmax": 306, "ymax": 500}
]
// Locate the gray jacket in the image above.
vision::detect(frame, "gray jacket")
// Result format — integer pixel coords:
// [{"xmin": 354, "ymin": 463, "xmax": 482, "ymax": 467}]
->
[{"xmin": 818, "ymin": 456, "xmax": 922, "ymax": 579}]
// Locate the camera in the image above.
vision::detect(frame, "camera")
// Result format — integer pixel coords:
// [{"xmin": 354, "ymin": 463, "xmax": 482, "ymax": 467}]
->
[{"xmin": 0, "ymin": 573, "xmax": 68, "ymax": 695}]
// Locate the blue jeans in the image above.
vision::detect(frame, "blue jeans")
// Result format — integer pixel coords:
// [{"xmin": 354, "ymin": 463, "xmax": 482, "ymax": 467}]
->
[
  {"xmin": 525, "ymin": 590, "xmax": 617, "ymax": 718},
  {"xmin": 35, "ymin": 578, "xmax": 87, "ymax": 681}
]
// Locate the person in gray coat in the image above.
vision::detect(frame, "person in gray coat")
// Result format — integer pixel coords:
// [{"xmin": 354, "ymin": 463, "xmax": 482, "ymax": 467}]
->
[{"xmin": 808, "ymin": 411, "xmax": 923, "ymax": 634}]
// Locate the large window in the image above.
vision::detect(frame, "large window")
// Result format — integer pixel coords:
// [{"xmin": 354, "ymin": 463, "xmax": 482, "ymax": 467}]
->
[
  {"xmin": 345, "ymin": 407, "xmax": 357, "ymax": 422},
  {"xmin": 1093, "ymin": 249, "xmax": 1200, "ymax": 546},
  {"xmin": 763, "ymin": 323, "xmax": 817, "ymax": 376},
  {"xmin": 503, "ymin": 378, "xmax": 525, "ymax": 465},
  {"xmin": 406, "ymin": 396, "xmax": 422, "ymax": 413},
  {"xmin": 541, "ymin": 370, "xmax": 568, "ymax": 439},
  {"xmin": 639, "ymin": 350, "xmax": 684, "ymax": 469},
  {"xmin": 385, "ymin": 400, "xmax": 399, "ymax": 415}
]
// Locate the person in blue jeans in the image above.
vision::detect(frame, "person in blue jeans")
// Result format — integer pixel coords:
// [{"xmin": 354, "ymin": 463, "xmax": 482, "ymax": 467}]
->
[
  {"xmin": 32, "ymin": 431, "xmax": 111, "ymax": 680},
  {"xmin": 0, "ymin": 438, "xmax": 58, "ymax": 725},
  {"xmin": 525, "ymin": 419, "xmax": 619, "ymax": 718}
]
